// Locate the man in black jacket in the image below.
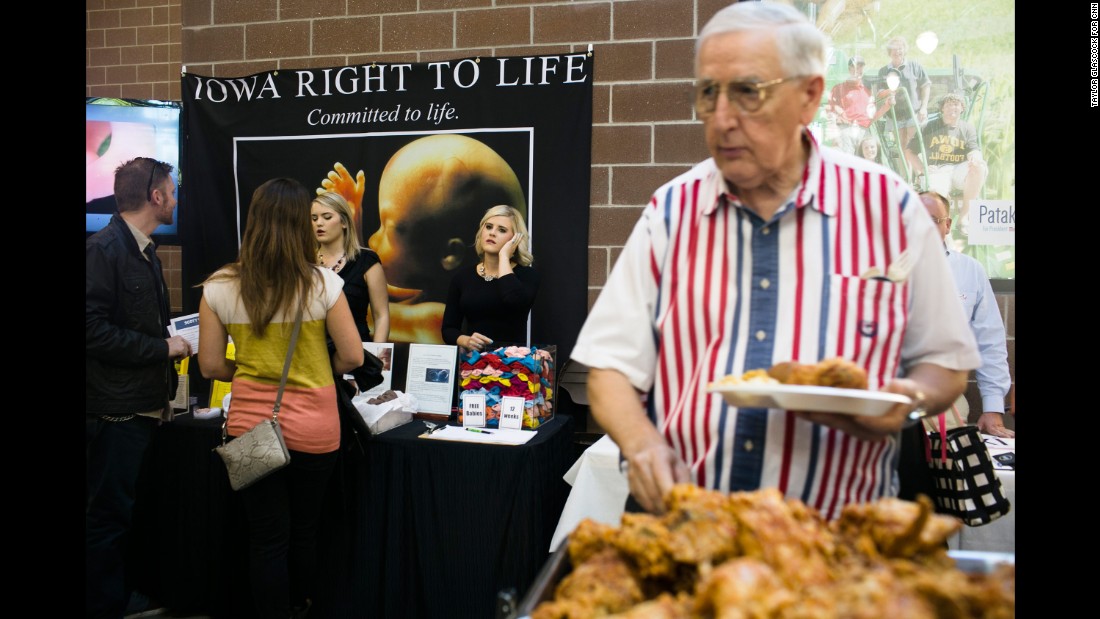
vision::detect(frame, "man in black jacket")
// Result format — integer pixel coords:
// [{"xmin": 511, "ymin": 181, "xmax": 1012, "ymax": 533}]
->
[{"xmin": 86, "ymin": 157, "xmax": 191, "ymax": 619}]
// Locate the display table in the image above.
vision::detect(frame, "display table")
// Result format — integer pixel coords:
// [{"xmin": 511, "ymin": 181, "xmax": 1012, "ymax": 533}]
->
[
  {"xmin": 127, "ymin": 415, "xmax": 253, "ymax": 618},
  {"xmin": 549, "ymin": 434, "xmax": 628, "ymax": 552},
  {"xmin": 353, "ymin": 415, "xmax": 574, "ymax": 619},
  {"xmin": 128, "ymin": 413, "xmax": 574, "ymax": 619}
]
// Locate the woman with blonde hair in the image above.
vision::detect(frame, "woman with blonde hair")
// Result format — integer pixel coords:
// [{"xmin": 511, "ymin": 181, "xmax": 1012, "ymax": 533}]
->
[
  {"xmin": 312, "ymin": 191, "xmax": 390, "ymax": 343},
  {"xmin": 198, "ymin": 178, "xmax": 363, "ymax": 619},
  {"xmin": 441, "ymin": 204, "xmax": 539, "ymax": 351}
]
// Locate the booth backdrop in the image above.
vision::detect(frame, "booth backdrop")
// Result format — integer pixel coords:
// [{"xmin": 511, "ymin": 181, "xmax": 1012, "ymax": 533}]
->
[{"xmin": 179, "ymin": 52, "xmax": 593, "ymax": 395}]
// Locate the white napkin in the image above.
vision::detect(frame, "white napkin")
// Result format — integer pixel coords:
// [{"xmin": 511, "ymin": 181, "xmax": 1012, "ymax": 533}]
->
[{"xmin": 351, "ymin": 391, "xmax": 418, "ymax": 435}]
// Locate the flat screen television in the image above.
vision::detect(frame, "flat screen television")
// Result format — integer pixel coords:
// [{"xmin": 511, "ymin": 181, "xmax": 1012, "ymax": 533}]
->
[{"xmin": 86, "ymin": 97, "xmax": 182, "ymax": 241}]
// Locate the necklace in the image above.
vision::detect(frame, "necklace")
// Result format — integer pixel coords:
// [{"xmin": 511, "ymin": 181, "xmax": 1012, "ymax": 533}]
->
[
  {"xmin": 318, "ymin": 249, "xmax": 347, "ymax": 274},
  {"xmin": 476, "ymin": 263, "xmax": 496, "ymax": 282}
]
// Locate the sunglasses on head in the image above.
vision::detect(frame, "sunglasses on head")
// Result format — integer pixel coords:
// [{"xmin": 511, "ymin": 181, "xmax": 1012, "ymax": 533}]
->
[{"xmin": 145, "ymin": 158, "xmax": 162, "ymax": 201}]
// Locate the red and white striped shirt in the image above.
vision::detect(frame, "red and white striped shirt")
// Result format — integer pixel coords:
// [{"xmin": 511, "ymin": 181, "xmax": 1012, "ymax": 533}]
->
[{"xmin": 572, "ymin": 135, "xmax": 978, "ymax": 520}]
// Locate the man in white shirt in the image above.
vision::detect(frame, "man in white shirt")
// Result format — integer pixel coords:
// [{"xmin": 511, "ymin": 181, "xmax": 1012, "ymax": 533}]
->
[{"xmin": 920, "ymin": 191, "xmax": 1013, "ymax": 438}]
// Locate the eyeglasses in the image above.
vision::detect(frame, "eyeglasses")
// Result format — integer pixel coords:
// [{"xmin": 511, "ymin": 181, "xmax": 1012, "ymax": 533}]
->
[
  {"xmin": 694, "ymin": 76, "xmax": 802, "ymax": 116},
  {"xmin": 146, "ymin": 159, "xmax": 161, "ymax": 201},
  {"xmin": 930, "ymin": 216, "xmax": 950, "ymax": 224}
]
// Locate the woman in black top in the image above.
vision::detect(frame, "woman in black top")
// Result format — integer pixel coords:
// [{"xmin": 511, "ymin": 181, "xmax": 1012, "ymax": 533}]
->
[
  {"xmin": 312, "ymin": 191, "xmax": 391, "ymax": 343},
  {"xmin": 441, "ymin": 205, "xmax": 539, "ymax": 350}
]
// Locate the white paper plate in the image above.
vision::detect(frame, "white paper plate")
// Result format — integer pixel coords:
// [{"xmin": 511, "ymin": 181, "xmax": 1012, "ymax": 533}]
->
[{"xmin": 708, "ymin": 384, "xmax": 911, "ymax": 416}]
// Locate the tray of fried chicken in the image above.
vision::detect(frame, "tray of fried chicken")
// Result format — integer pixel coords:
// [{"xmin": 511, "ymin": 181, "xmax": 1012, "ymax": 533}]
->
[
  {"xmin": 708, "ymin": 358, "xmax": 912, "ymax": 416},
  {"xmin": 519, "ymin": 486, "xmax": 1014, "ymax": 618}
]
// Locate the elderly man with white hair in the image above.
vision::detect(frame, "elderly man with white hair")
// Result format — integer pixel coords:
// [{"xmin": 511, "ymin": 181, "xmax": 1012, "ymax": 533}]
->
[{"xmin": 570, "ymin": 1, "xmax": 979, "ymax": 519}]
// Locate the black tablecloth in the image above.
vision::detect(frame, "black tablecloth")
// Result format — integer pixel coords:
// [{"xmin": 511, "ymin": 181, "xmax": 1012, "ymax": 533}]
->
[
  {"xmin": 322, "ymin": 415, "xmax": 574, "ymax": 619},
  {"xmin": 129, "ymin": 414, "xmax": 575, "ymax": 619},
  {"xmin": 128, "ymin": 415, "xmax": 253, "ymax": 618}
]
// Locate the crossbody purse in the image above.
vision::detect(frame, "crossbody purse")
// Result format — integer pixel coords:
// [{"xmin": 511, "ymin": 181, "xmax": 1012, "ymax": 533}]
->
[{"xmin": 213, "ymin": 307, "xmax": 302, "ymax": 491}]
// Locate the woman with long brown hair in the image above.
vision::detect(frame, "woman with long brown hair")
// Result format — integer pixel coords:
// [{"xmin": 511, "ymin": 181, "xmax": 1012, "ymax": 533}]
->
[{"xmin": 198, "ymin": 178, "xmax": 362, "ymax": 618}]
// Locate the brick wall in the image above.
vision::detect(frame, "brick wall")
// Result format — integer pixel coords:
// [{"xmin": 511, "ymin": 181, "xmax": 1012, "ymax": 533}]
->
[{"xmin": 85, "ymin": 0, "xmax": 1014, "ymax": 417}]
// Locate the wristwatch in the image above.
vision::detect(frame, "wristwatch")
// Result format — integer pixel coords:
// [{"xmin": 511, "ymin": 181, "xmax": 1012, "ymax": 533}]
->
[{"xmin": 902, "ymin": 389, "xmax": 929, "ymax": 428}]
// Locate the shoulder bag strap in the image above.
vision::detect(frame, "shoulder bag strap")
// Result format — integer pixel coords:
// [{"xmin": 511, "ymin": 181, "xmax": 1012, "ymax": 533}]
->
[
  {"xmin": 220, "ymin": 304, "xmax": 304, "ymax": 444},
  {"xmin": 948, "ymin": 402, "xmax": 965, "ymax": 427},
  {"xmin": 272, "ymin": 305, "xmax": 305, "ymax": 422},
  {"xmin": 921, "ymin": 408, "xmax": 950, "ymax": 463}
]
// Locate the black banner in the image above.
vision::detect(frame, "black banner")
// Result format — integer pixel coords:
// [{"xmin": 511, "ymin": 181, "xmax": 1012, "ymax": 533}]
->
[{"xmin": 180, "ymin": 53, "xmax": 592, "ymax": 371}]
